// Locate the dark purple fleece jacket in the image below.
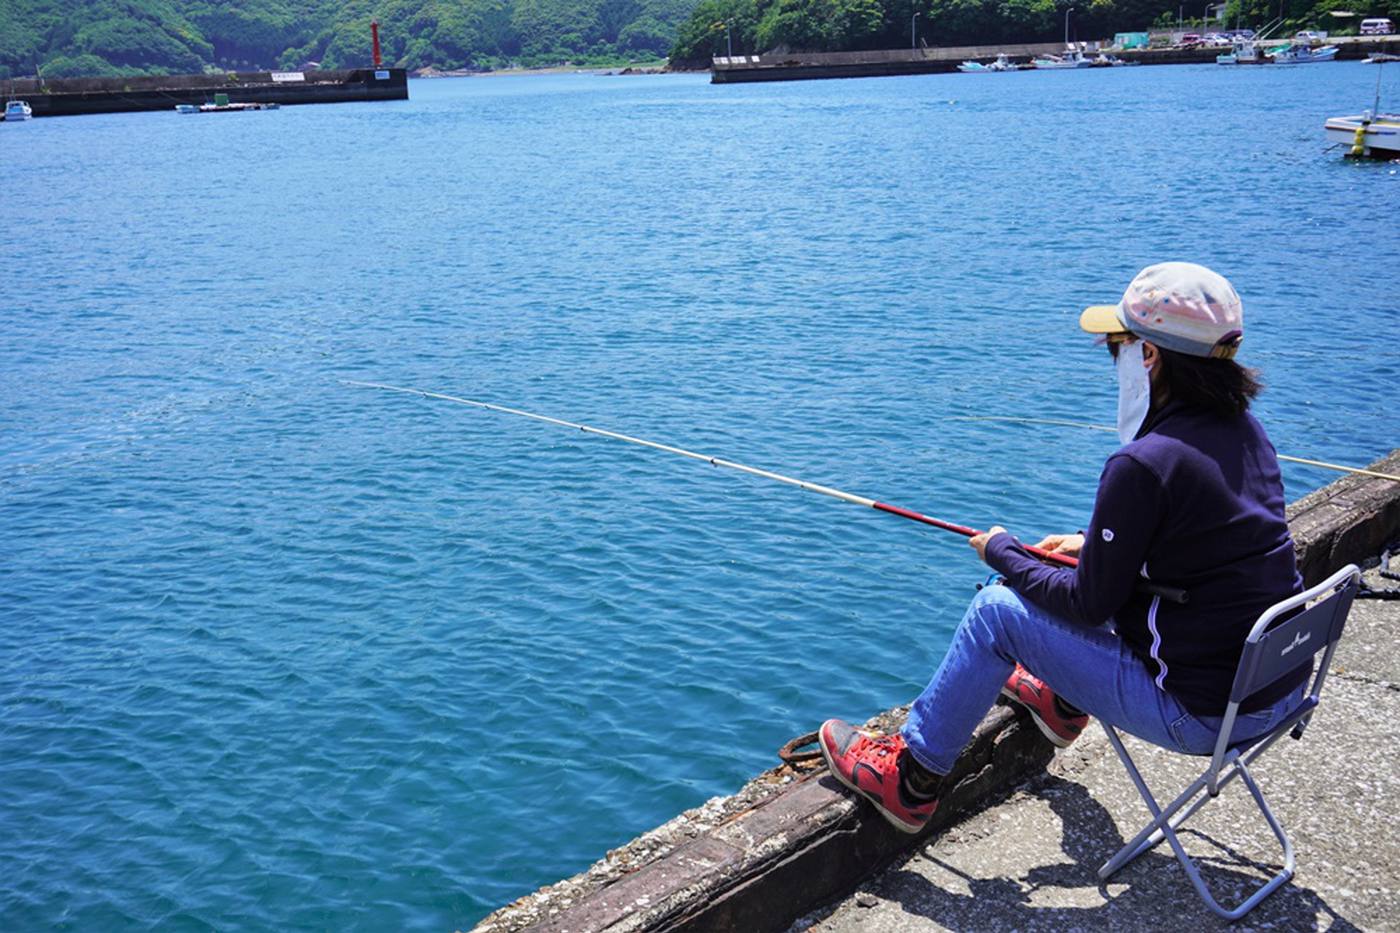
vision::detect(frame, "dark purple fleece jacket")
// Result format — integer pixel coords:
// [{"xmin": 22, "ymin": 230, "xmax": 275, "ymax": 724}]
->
[{"xmin": 985, "ymin": 400, "xmax": 1305, "ymax": 716}]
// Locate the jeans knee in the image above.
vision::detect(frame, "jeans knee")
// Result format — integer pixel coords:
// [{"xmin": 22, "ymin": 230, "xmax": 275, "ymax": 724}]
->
[{"xmin": 963, "ymin": 583, "xmax": 1033, "ymax": 649}]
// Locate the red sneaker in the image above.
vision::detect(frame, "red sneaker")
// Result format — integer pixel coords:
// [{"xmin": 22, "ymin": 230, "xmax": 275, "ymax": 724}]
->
[
  {"xmin": 1000, "ymin": 664, "xmax": 1089, "ymax": 748},
  {"xmin": 818, "ymin": 719, "xmax": 938, "ymax": 833}
]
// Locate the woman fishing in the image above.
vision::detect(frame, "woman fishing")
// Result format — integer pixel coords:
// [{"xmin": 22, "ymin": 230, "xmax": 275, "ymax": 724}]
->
[{"xmin": 818, "ymin": 262, "xmax": 1309, "ymax": 832}]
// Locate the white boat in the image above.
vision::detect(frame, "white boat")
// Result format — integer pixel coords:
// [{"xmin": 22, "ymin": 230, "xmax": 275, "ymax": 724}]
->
[
  {"xmin": 958, "ymin": 54, "xmax": 1016, "ymax": 73},
  {"xmin": 1326, "ymin": 112, "xmax": 1400, "ymax": 157},
  {"xmin": 1326, "ymin": 55, "xmax": 1400, "ymax": 158},
  {"xmin": 1033, "ymin": 52, "xmax": 1091, "ymax": 69},
  {"xmin": 3, "ymin": 100, "xmax": 32, "ymax": 121},
  {"xmin": 175, "ymin": 93, "xmax": 280, "ymax": 114},
  {"xmin": 1269, "ymin": 43, "xmax": 1338, "ymax": 64},
  {"xmin": 1219, "ymin": 18, "xmax": 1282, "ymax": 65}
]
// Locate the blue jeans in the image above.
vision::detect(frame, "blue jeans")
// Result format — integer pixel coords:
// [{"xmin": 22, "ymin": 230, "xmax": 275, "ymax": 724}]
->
[{"xmin": 901, "ymin": 582, "xmax": 1305, "ymax": 775}]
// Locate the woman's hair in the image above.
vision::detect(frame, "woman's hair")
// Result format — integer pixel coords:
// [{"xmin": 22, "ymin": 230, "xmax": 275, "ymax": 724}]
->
[{"xmin": 1154, "ymin": 345, "xmax": 1262, "ymax": 417}]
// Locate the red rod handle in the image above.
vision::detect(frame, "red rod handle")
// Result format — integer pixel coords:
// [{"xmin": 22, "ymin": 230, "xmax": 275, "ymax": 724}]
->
[{"xmin": 872, "ymin": 502, "xmax": 1079, "ymax": 569}]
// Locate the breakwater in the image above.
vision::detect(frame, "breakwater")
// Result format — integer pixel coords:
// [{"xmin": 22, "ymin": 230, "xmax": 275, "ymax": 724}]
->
[
  {"xmin": 4, "ymin": 68, "xmax": 407, "ymax": 117},
  {"xmin": 710, "ymin": 35, "xmax": 1400, "ymax": 83},
  {"xmin": 476, "ymin": 448, "xmax": 1400, "ymax": 933}
]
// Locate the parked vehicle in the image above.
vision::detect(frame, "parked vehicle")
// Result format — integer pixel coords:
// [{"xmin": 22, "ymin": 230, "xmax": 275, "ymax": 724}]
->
[
  {"xmin": 1360, "ymin": 18, "xmax": 1394, "ymax": 35},
  {"xmin": 1295, "ymin": 30, "xmax": 1325, "ymax": 42},
  {"xmin": 1180, "ymin": 33, "xmax": 1203, "ymax": 46}
]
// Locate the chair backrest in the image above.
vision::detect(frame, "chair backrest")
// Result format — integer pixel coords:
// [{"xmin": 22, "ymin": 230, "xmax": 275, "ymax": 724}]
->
[
  {"xmin": 1209, "ymin": 565, "xmax": 1361, "ymax": 775},
  {"xmin": 1228, "ymin": 569, "xmax": 1359, "ymax": 706}
]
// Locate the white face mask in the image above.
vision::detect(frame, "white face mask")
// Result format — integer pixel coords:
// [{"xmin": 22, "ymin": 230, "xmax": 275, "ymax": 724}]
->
[{"xmin": 1116, "ymin": 339, "xmax": 1152, "ymax": 444}]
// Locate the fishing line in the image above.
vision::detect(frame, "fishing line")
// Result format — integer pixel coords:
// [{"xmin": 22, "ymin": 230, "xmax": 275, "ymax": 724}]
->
[
  {"xmin": 948, "ymin": 415, "xmax": 1399, "ymax": 483},
  {"xmin": 345, "ymin": 380, "xmax": 1188, "ymax": 603}
]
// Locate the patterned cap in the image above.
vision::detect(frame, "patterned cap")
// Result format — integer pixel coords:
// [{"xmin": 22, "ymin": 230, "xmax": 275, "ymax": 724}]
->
[{"xmin": 1080, "ymin": 262, "xmax": 1244, "ymax": 359}]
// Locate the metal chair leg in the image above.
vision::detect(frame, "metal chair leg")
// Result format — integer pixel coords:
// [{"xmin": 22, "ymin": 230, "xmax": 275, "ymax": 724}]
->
[{"xmin": 1098, "ymin": 729, "xmax": 1297, "ymax": 920}]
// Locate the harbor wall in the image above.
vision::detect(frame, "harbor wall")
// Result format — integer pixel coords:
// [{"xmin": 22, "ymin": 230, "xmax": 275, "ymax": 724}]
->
[
  {"xmin": 709, "ymin": 35, "xmax": 1400, "ymax": 83},
  {"xmin": 5, "ymin": 68, "xmax": 408, "ymax": 117},
  {"xmin": 475, "ymin": 448, "xmax": 1400, "ymax": 933}
]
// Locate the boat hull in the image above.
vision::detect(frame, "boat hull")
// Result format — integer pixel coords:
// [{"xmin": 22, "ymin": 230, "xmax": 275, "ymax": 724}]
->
[{"xmin": 1325, "ymin": 115, "xmax": 1400, "ymax": 157}]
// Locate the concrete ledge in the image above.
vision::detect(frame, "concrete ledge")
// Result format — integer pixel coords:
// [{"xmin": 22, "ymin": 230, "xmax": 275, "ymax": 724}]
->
[
  {"xmin": 1287, "ymin": 450, "xmax": 1400, "ymax": 586},
  {"xmin": 474, "ymin": 705, "xmax": 1052, "ymax": 933},
  {"xmin": 475, "ymin": 448, "xmax": 1400, "ymax": 933}
]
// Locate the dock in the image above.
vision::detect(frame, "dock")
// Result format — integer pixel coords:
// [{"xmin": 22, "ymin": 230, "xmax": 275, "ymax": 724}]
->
[
  {"xmin": 475, "ymin": 449, "xmax": 1400, "ymax": 932},
  {"xmin": 4, "ymin": 68, "xmax": 407, "ymax": 118},
  {"xmin": 710, "ymin": 35, "xmax": 1400, "ymax": 83}
]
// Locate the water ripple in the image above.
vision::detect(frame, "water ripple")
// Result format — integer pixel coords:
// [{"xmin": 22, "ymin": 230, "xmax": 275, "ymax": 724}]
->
[{"xmin": 1, "ymin": 66, "xmax": 1397, "ymax": 930}]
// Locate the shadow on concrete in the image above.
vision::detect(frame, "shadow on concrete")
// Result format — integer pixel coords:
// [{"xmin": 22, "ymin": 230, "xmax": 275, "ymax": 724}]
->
[{"xmin": 886, "ymin": 776, "xmax": 1363, "ymax": 931}]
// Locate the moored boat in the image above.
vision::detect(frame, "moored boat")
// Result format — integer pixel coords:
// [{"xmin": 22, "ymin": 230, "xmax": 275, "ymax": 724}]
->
[
  {"xmin": 1326, "ymin": 54, "xmax": 1400, "ymax": 158},
  {"xmin": 1269, "ymin": 43, "xmax": 1338, "ymax": 64},
  {"xmin": 1033, "ymin": 52, "xmax": 1091, "ymax": 69},
  {"xmin": 175, "ymin": 93, "xmax": 281, "ymax": 114},
  {"xmin": 1218, "ymin": 18, "xmax": 1282, "ymax": 65},
  {"xmin": 1325, "ymin": 113, "xmax": 1400, "ymax": 158},
  {"xmin": 3, "ymin": 99, "xmax": 33, "ymax": 121},
  {"xmin": 958, "ymin": 54, "xmax": 1016, "ymax": 73}
]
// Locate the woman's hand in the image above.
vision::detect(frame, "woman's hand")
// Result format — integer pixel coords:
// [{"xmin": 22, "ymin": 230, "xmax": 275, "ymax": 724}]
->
[
  {"xmin": 1031, "ymin": 533, "xmax": 1085, "ymax": 558},
  {"xmin": 969, "ymin": 525, "xmax": 1008, "ymax": 564}
]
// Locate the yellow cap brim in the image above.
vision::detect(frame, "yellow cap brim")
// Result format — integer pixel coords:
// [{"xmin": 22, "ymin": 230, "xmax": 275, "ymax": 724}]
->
[{"xmin": 1079, "ymin": 304, "xmax": 1128, "ymax": 335}]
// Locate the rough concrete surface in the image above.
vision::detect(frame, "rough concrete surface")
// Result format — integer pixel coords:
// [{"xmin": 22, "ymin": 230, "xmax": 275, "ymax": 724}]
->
[{"xmin": 797, "ymin": 562, "xmax": 1400, "ymax": 933}]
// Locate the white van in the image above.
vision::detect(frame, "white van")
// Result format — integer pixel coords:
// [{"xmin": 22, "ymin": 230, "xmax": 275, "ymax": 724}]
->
[{"xmin": 1360, "ymin": 18, "xmax": 1394, "ymax": 35}]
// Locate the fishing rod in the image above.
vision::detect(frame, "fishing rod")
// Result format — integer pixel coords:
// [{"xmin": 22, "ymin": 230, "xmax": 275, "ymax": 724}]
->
[
  {"xmin": 948, "ymin": 415, "xmax": 1400, "ymax": 483},
  {"xmin": 345, "ymin": 380, "xmax": 1188, "ymax": 603}
]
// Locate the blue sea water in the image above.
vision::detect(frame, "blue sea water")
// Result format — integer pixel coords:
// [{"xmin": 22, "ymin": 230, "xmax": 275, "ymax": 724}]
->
[{"xmin": 2, "ymin": 63, "xmax": 1397, "ymax": 929}]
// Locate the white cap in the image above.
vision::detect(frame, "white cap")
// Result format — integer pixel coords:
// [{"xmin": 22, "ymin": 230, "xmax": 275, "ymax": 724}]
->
[{"xmin": 1080, "ymin": 262, "xmax": 1245, "ymax": 359}]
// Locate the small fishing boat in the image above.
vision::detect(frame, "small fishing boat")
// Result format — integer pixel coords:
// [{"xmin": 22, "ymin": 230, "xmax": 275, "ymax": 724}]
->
[
  {"xmin": 1219, "ymin": 18, "xmax": 1283, "ymax": 65},
  {"xmin": 1325, "ymin": 54, "xmax": 1400, "ymax": 159},
  {"xmin": 1326, "ymin": 113, "xmax": 1400, "ymax": 158},
  {"xmin": 1032, "ymin": 52, "xmax": 1091, "ymax": 70},
  {"xmin": 1269, "ymin": 43, "xmax": 1338, "ymax": 64},
  {"xmin": 958, "ymin": 54, "xmax": 1016, "ymax": 73},
  {"xmin": 3, "ymin": 100, "xmax": 33, "ymax": 121},
  {"xmin": 1089, "ymin": 54, "xmax": 1136, "ymax": 67},
  {"xmin": 174, "ymin": 93, "xmax": 280, "ymax": 114}
]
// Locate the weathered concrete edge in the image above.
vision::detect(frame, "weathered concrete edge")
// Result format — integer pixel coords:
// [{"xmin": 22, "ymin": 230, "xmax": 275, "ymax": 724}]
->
[
  {"xmin": 474, "ymin": 448, "xmax": 1400, "ymax": 933},
  {"xmin": 1287, "ymin": 449, "xmax": 1400, "ymax": 586},
  {"xmin": 474, "ymin": 706, "xmax": 1052, "ymax": 933}
]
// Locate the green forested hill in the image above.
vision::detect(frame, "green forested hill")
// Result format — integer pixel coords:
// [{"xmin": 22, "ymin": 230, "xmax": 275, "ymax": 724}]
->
[
  {"xmin": 670, "ymin": 0, "xmax": 1400, "ymax": 65},
  {"xmin": 0, "ymin": 0, "xmax": 696, "ymax": 78}
]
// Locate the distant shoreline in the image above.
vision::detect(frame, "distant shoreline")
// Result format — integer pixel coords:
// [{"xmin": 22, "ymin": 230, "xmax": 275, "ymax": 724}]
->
[{"xmin": 414, "ymin": 62, "xmax": 676, "ymax": 79}]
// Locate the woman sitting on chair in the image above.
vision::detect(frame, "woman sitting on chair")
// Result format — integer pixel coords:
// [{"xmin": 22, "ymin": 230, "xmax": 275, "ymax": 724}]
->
[{"xmin": 820, "ymin": 262, "xmax": 1307, "ymax": 832}]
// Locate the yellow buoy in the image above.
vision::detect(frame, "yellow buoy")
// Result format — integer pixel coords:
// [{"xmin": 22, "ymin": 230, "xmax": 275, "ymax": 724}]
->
[{"xmin": 1350, "ymin": 123, "xmax": 1369, "ymax": 158}]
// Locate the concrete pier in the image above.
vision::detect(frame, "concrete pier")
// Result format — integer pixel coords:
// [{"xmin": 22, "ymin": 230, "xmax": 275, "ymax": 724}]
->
[
  {"xmin": 4, "ymin": 68, "xmax": 408, "ymax": 118},
  {"xmin": 474, "ymin": 449, "xmax": 1400, "ymax": 933},
  {"xmin": 709, "ymin": 36, "xmax": 1400, "ymax": 83}
]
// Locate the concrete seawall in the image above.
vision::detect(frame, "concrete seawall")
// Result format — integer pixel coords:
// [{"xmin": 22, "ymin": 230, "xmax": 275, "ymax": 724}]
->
[
  {"xmin": 5, "ymin": 68, "xmax": 408, "ymax": 118},
  {"xmin": 475, "ymin": 448, "xmax": 1400, "ymax": 933},
  {"xmin": 709, "ymin": 36, "xmax": 1400, "ymax": 83}
]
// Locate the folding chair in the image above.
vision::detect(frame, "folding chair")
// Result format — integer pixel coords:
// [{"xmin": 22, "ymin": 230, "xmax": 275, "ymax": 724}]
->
[{"xmin": 1097, "ymin": 563, "xmax": 1362, "ymax": 920}]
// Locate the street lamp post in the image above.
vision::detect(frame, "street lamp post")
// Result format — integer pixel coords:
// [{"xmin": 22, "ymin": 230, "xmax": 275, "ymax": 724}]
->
[
  {"xmin": 1065, "ymin": 7, "xmax": 1074, "ymax": 45},
  {"xmin": 726, "ymin": 24, "xmax": 732, "ymax": 57},
  {"xmin": 911, "ymin": 11, "xmax": 920, "ymax": 49}
]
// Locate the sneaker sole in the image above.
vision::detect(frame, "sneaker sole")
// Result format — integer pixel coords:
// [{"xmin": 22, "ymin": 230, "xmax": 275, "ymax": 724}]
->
[
  {"xmin": 999, "ymin": 685, "xmax": 1077, "ymax": 748},
  {"xmin": 818, "ymin": 730, "xmax": 927, "ymax": 834}
]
